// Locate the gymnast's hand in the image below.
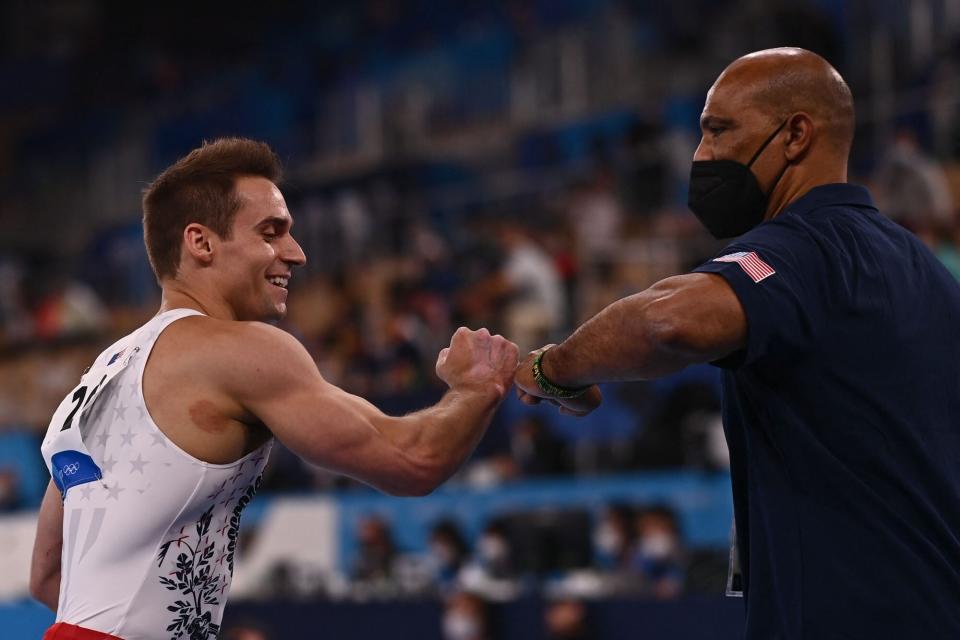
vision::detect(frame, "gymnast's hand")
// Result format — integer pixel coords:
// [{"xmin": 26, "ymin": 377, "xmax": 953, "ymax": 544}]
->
[{"xmin": 435, "ymin": 327, "xmax": 519, "ymax": 400}]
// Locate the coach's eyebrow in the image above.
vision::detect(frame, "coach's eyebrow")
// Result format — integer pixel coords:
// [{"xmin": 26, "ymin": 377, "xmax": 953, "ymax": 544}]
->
[{"xmin": 700, "ymin": 115, "xmax": 735, "ymax": 130}]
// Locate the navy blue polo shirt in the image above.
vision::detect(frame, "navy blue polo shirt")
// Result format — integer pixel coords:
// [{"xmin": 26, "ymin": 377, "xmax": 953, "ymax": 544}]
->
[{"xmin": 693, "ymin": 184, "xmax": 960, "ymax": 640}]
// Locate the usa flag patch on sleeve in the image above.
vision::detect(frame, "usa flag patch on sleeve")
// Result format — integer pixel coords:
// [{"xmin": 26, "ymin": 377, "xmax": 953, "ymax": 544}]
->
[{"xmin": 713, "ymin": 251, "xmax": 776, "ymax": 283}]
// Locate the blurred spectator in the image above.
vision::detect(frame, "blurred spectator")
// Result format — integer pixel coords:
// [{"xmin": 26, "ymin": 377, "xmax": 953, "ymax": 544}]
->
[
  {"xmin": 452, "ymin": 237, "xmax": 505, "ymax": 331},
  {"xmin": 429, "ymin": 520, "xmax": 471, "ymax": 590},
  {"xmin": 871, "ymin": 129, "xmax": 960, "ymax": 281},
  {"xmin": 378, "ymin": 281, "xmax": 434, "ymax": 395},
  {"xmin": 473, "ymin": 522, "xmax": 514, "ymax": 580},
  {"xmin": 544, "ymin": 598, "xmax": 595, "ymax": 640},
  {"xmin": 496, "ymin": 223, "xmax": 565, "ymax": 352},
  {"xmin": 442, "ymin": 591, "xmax": 492, "ymax": 640},
  {"xmin": 28, "ymin": 267, "xmax": 110, "ymax": 342},
  {"xmin": 873, "ymin": 129, "xmax": 954, "ymax": 238},
  {"xmin": 592, "ymin": 505, "xmax": 633, "ymax": 573},
  {"xmin": 0, "ymin": 259, "xmax": 32, "ymax": 346},
  {"xmin": 0, "ymin": 342, "xmax": 100, "ymax": 430},
  {"xmin": 459, "ymin": 521, "xmax": 522, "ymax": 600},
  {"xmin": 629, "ymin": 506, "xmax": 685, "ymax": 600},
  {"xmin": 461, "ymin": 453, "xmax": 521, "ymax": 489},
  {"xmin": 497, "ymin": 509, "xmax": 593, "ymax": 581},
  {"xmin": 566, "ymin": 168, "xmax": 624, "ymax": 268},
  {"xmin": 353, "ymin": 516, "xmax": 397, "ymax": 583},
  {"xmin": 334, "ymin": 189, "xmax": 373, "ymax": 265},
  {"xmin": 573, "ymin": 257, "xmax": 628, "ymax": 329},
  {"xmin": 509, "ymin": 415, "xmax": 571, "ymax": 477},
  {"xmin": 538, "ymin": 223, "xmax": 580, "ymax": 330},
  {"xmin": 618, "ymin": 119, "xmax": 669, "ymax": 218}
]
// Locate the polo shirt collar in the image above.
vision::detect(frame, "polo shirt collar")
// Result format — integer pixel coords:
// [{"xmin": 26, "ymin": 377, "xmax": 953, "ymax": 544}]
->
[{"xmin": 780, "ymin": 183, "xmax": 876, "ymax": 218}]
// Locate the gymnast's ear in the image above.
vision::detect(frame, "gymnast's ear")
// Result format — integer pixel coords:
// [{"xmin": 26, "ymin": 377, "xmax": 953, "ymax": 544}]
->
[{"xmin": 182, "ymin": 223, "xmax": 218, "ymax": 267}]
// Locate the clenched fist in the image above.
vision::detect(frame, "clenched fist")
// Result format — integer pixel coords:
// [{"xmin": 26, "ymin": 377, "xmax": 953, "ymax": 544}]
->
[{"xmin": 436, "ymin": 327, "xmax": 520, "ymax": 398}]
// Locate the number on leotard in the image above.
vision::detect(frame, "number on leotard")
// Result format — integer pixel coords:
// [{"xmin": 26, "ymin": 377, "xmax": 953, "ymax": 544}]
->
[
  {"xmin": 61, "ymin": 387, "xmax": 87, "ymax": 431},
  {"xmin": 83, "ymin": 374, "xmax": 108, "ymax": 408},
  {"xmin": 61, "ymin": 374, "xmax": 108, "ymax": 431},
  {"xmin": 61, "ymin": 373, "xmax": 109, "ymax": 432}
]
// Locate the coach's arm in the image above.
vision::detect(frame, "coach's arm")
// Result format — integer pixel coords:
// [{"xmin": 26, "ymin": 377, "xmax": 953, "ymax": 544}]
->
[
  {"xmin": 218, "ymin": 324, "xmax": 517, "ymax": 497},
  {"xmin": 30, "ymin": 480, "xmax": 62, "ymax": 612},
  {"xmin": 516, "ymin": 273, "xmax": 747, "ymax": 413}
]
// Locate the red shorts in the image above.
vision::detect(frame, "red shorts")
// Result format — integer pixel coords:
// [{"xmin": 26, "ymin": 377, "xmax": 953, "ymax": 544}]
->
[{"xmin": 43, "ymin": 622, "xmax": 124, "ymax": 640}]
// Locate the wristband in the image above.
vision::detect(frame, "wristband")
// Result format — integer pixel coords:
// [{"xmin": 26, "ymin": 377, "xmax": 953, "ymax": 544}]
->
[{"xmin": 532, "ymin": 348, "xmax": 590, "ymax": 399}]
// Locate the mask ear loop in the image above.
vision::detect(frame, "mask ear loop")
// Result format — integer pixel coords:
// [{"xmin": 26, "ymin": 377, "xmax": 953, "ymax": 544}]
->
[
  {"xmin": 757, "ymin": 118, "xmax": 794, "ymax": 215},
  {"xmin": 746, "ymin": 118, "xmax": 789, "ymax": 168}
]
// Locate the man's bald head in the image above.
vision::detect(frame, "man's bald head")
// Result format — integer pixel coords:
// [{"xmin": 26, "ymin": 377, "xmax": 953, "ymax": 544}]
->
[{"xmin": 713, "ymin": 47, "xmax": 855, "ymax": 157}]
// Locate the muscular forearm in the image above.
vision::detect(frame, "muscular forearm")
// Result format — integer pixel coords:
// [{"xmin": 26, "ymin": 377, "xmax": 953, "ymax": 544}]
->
[
  {"xmin": 391, "ymin": 384, "xmax": 503, "ymax": 492},
  {"xmin": 543, "ymin": 296, "xmax": 688, "ymax": 386},
  {"xmin": 543, "ymin": 276, "xmax": 744, "ymax": 387}
]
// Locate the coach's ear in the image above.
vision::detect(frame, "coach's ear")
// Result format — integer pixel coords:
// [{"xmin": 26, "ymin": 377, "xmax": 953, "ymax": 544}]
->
[{"xmin": 183, "ymin": 223, "xmax": 217, "ymax": 266}]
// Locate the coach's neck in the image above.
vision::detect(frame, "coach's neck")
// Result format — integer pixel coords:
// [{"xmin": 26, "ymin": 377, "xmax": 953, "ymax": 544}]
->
[{"xmin": 764, "ymin": 151, "xmax": 848, "ymax": 221}]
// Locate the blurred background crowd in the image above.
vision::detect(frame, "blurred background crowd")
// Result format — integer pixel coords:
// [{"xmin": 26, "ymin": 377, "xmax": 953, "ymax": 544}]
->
[{"xmin": 1, "ymin": 0, "xmax": 959, "ymax": 637}]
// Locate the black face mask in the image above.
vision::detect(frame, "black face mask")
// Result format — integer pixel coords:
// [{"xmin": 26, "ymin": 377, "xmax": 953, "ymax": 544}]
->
[{"xmin": 687, "ymin": 119, "xmax": 789, "ymax": 239}]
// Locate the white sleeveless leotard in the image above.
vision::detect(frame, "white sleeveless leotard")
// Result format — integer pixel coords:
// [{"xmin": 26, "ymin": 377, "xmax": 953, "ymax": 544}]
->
[{"xmin": 40, "ymin": 309, "xmax": 273, "ymax": 640}]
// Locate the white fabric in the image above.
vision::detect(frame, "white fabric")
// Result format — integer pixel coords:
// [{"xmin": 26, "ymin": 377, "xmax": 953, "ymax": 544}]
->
[
  {"xmin": 0, "ymin": 512, "xmax": 40, "ymax": 600},
  {"xmin": 42, "ymin": 319, "xmax": 144, "ymax": 497},
  {"xmin": 229, "ymin": 497, "xmax": 338, "ymax": 599},
  {"xmin": 44, "ymin": 309, "xmax": 272, "ymax": 640}
]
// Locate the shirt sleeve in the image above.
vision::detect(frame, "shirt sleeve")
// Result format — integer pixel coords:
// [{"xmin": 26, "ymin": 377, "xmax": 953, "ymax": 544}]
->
[{"xmin": 692, "ymin": 220, "xmax": 831, "ymax": 369}]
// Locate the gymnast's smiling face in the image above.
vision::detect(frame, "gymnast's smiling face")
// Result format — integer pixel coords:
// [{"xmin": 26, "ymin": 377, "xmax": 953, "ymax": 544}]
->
[{"xmin": 201, "ymin": 176, "xmax": 306, "ymax": 322}]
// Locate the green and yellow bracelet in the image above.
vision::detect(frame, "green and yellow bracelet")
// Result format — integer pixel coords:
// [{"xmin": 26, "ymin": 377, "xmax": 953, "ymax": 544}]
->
[{"xmin": 532, "ymin": 348, "xmax": 590, "ymax": 399}]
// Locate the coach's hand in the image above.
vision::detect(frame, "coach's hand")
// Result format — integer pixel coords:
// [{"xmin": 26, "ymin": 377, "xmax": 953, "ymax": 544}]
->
[
  {"xmin": 515, "ymin": 347, "xmax": 602, "ymax": 417},
  {"xmin": 436, "ymin": 327, "xmax": 519, "ymax": 399}
]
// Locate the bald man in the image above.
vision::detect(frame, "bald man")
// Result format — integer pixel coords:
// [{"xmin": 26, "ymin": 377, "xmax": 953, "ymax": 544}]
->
[{"xmin": 515, "ymin": 48, "xmax": 960, "ymax": 639}]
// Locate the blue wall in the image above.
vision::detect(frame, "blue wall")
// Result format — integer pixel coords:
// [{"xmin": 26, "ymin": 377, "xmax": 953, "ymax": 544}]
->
[{"xmin": 0, "ymin": 600, "xmax": 55, "ymax": 638}]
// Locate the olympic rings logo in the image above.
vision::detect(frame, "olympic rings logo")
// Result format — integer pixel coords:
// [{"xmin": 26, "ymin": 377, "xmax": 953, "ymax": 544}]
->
[{"xmin": 62, "ymin": 463, "xmax": 80, "ymax": 476}]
